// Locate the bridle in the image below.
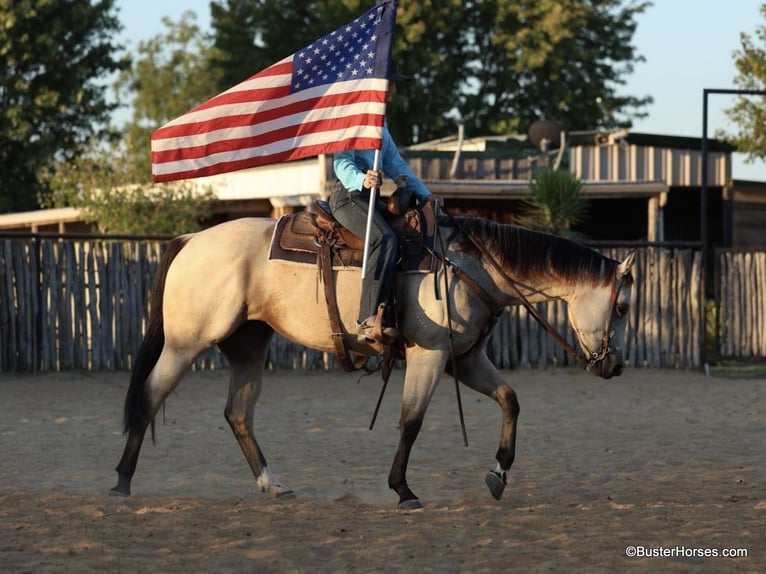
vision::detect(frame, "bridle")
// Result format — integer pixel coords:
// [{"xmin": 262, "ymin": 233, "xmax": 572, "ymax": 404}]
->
[
  {"xmin": 455, "ymin": 228, "xmax": 630, "ymax": 369},
  {"xmin": 570, "ymin": 270, "xmax": 631, "ymax": 367}
]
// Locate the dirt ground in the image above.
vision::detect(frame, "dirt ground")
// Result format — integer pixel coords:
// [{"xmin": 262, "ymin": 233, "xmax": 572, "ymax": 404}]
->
[{"xmin": 0, "ymin": 367, "xmax": 764, "ymax": 573}]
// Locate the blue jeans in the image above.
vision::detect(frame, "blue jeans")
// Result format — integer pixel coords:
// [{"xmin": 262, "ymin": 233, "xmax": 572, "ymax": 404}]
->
[{"xmin": 329, "ymin": 184, "xmax": 397, "ymax": 323}]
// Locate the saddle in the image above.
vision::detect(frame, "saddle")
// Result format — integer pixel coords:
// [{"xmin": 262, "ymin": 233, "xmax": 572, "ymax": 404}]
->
[
  {"xmin": 269, "ymin": 194, "xmax": 437, "ymax": 272},
  {"xmin": 268, "ymin": 193, "xmax": 440, "ymax": 373}
]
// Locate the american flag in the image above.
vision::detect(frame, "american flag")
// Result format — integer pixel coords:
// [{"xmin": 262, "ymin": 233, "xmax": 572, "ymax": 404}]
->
[{"xmin": 151, "ymin": 0, "xmax": 397, "ymax": 183}]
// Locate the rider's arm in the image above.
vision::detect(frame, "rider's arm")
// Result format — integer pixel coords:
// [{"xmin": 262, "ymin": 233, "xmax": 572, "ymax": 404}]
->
[
  {"xmin": 379, "ymin": 127, "xmax": 431, "ymax": 200},
  {"xmin": 333, "ymin": 150, "xmax": 368, "ymax": 192}
]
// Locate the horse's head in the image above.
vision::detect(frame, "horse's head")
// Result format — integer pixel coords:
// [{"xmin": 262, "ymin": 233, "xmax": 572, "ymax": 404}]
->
[{"xmin": 567, "ymin": 251, "xmax": 636, "ymax": 379}]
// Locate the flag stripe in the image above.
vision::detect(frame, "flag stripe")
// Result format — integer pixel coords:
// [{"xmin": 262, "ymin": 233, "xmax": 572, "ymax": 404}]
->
[
  {"xmin": 152, "ymin": 110, "xmax": 386, "ymax": 164},
  {"xmin": 153, "ymin": 125, "xmax": 383, "ymax": 173},
  {"xmin": 152, "ymin": 83, "xmax": 387, "ymax": 144},
  {"xmin": 152, "ymin": 135, "xmax": 384, "ymax": 182}
]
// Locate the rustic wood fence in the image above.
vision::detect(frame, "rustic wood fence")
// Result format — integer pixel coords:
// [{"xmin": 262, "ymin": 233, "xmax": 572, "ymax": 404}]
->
[
  {"xmin": 716, "ymin": 249, "xmax": 766, "ymax": 359},
  {"xmin": 1, "ymin": 234, "xmax": 760, "ymax": 374}
]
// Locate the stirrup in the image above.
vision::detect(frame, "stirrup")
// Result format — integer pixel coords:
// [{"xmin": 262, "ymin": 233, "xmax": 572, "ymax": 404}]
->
[
  {"xmin": 357, "ymin": 323, "xmax": 399, "ymax": 344},
  {"xmin": 357, "ymin": 305, "xmax": 399, "ymax": 344}
]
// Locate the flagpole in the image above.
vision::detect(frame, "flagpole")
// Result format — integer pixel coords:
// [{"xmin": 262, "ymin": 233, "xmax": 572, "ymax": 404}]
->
[{"xmin": 360, "ymin": 148, "xmax": 381, "ymax": 279}]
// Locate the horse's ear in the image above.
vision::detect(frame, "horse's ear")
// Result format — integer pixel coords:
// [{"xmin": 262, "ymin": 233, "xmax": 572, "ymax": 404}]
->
[{"xmin": 617, "ymin": 249, "xmax": 637, "ymax": 278}]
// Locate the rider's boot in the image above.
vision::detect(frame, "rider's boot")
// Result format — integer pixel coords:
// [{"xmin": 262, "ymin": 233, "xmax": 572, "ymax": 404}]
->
[{"xmin": 357, "ymin": 304, "xmax": 399, "ymax": 343}]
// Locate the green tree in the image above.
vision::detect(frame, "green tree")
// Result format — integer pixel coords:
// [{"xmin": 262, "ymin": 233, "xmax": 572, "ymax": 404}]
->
[
  {"xmin": 386, "ymin": 0, "xmax": 467, "ymax": 144},
  {"xmin": 722, "ymin": 4, "xmax": 766, "ymax": 162},
  {"xmin": 515, "ymin": 168, "xmax": 589, "ymax": 238},
  {"xmin": 43, "ymin": 12, "xmax": 217, "ymax": 234},
  {"xmin": 114, "ymin": 11, "xmax": 221, "ymax": 180},
  {"xmin": 43, "ymin": 141, "xmax": 214, "ymax": 235},
  {"xmin": 0, "ymin": 0, "xmax": 126, "ymax": 213},
  {"xmin": 205, "ymin": 0, "xmax": 652, "ymax": 146},
  {"xmin": 451, "ymin": 0, "xmax": 653, "ymax": 138}
]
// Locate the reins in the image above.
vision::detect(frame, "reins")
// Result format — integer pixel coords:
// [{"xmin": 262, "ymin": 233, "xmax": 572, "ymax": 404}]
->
[
  {"xmin": 435, "ymin": 223, "xmax": 469, "ymax": 447},
  {"xmin": 462, "ymin": 228, "xmax": 585, "ymax": 362},
  {"xmin": 454, "ymin": 220, "xmax": 624, "ymax": 369}
]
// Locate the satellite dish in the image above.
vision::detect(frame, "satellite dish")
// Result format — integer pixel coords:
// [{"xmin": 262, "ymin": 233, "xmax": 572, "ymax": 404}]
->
[{"xmin": 528, "ymin": 119, "xmax": 566, "ymax": 151}]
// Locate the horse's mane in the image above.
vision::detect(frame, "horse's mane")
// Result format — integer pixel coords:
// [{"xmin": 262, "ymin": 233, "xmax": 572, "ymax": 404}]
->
[{"xmin": 449, "ymin": 216, "xmax": 616, "ymax": 287}]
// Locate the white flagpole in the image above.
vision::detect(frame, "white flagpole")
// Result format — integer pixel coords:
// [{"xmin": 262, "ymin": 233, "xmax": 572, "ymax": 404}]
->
[{"xmin": 360, "ymin": 148, "xmax": 381, "ymax": 279}]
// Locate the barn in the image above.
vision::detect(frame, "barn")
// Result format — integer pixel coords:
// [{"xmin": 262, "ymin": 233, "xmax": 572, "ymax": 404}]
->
[{"xmin": 0, "ymin": 128, "xmax": 762, "ymax": 252}]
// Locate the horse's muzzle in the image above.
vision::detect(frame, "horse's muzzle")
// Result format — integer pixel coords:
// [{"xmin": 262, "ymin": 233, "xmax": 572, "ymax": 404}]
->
[{"xmin": 586, "ymin": 352, "xmax": 624, "ymax": 379}]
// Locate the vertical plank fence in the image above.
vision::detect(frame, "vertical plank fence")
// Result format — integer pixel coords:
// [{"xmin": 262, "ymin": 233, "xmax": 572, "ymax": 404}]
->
[
  {"xmin": 716, "ymin": 249, "xmax": 766, "ymax": 360},
  {"xmin": 4, "ymin": 234, "xmax": 759, "ymax": 374},
  {"xmin": 484, "ymin": 247, "xmax": 704, "ymax": 370}
]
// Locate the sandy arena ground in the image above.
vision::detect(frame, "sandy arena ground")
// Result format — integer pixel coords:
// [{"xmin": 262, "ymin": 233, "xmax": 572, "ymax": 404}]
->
[{"xmin": 0, "ymin": 367, "xmax": 764, "ymax": 573}]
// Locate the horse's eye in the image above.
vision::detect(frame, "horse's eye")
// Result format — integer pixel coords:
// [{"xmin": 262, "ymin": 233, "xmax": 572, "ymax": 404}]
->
[{"xmin": 615, "ymin": 303, "xmax": 629, "ymax": 317}]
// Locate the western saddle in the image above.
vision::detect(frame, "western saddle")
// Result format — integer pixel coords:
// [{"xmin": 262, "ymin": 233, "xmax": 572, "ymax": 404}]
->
[{"xmin": 268, "ymin": 193, "xmax": 439, "ymax": 372}]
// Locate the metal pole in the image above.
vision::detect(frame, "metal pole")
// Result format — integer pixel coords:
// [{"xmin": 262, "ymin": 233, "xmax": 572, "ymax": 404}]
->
[
  {"xmin": 700, "ymin": 88, "xmax": 766, "ymax": 367},
  {"xmin": 361, "ymin": 148, "xmax": 381, "ymax": 279},
  {"xmin": 700, "ymin": 90, "xmax": 709, "ymax": 366}
]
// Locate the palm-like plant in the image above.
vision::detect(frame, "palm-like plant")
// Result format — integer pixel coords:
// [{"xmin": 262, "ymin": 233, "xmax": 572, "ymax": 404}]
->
[{"xmin": 515, "ymin": 168, "xmax": 589, "ymax": 238}]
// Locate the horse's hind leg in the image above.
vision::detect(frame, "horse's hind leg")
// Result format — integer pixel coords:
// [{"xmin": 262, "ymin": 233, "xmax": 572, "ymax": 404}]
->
[
  {"xmin": 219, "ymin": 321, "xmax": 292, "ymax": 498},
  {"xmin": 447, "ymin": 351, "xmax": 520, "ymax": 501},
  {"xmin": 111, "ymin": 347, "xmax": 195, "ymax": 496}
]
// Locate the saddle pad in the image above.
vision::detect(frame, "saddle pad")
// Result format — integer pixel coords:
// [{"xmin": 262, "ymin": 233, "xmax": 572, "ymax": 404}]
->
[{"xmin": 269, "ymin": 214, "xmax": 364, "ymax": 267}]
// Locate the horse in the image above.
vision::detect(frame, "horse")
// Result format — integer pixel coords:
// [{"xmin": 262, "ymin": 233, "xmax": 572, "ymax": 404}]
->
[{"xmin": 110, "ymin": 213, "xmax": 636, "ymax": 509}]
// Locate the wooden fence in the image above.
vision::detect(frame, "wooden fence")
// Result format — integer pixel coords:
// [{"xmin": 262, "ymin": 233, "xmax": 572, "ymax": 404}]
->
[
  {"xmin": 485, "ymin": 247, "xmax": 704, "ymax": 370},
  {"xmin": 716, "ymin": 249, "xmax": 766, "ymax": 359},
  {"xmin": 1, "ymin": 234, "xmax": 760, "ymax": 374}
]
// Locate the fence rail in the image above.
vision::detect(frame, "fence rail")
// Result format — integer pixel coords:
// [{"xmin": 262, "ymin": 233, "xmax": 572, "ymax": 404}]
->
[{"xmin": 1, "ymin": 234, "xmax": 761, "ymax": 374}]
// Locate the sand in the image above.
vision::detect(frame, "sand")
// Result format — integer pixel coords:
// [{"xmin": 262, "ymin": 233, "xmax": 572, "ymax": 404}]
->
[{"xmin": 0, "ymin": 367, "xmax": 764, "ymax": 573}]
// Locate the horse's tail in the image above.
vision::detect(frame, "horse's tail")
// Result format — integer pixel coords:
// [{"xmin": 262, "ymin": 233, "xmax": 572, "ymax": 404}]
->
[{"xmin": 123, "ymin": 235, "xmax": 191, "ymax": 437}]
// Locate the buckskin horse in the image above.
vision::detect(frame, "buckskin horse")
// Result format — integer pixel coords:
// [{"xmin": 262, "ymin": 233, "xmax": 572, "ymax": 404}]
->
[{"xmin": 110, "ymin": 207, "xmax": 636, "ymax": 509}]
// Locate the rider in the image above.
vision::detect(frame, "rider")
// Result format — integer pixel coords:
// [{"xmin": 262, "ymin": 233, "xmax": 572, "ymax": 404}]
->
[{"xmin": 330, "ymin": 64, "xmax": 432, "ymax": 343}]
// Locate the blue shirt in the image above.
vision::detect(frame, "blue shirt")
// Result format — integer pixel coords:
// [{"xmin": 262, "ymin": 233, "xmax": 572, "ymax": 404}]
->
[{"xmin": 333, "ymin": 123, "xmax": 431, "ymax": 200}]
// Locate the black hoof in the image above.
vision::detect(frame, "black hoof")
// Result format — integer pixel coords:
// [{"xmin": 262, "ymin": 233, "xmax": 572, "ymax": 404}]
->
[
  {"xmin": 485, "ymin": 471, "xmax": 506, "ymax": 500},
  {"xmin": 110, "ymin": 476, "xmax": 131, "ymax": 497},
  {"xmin": 398, "ymin": 498, "xmax": 423, "ymax": 510}
]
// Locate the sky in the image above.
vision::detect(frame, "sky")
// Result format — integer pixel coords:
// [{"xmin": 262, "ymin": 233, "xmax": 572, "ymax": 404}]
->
[{"xmin": 116, "ymin": 0, "xmax": 766, "ymax": 181}]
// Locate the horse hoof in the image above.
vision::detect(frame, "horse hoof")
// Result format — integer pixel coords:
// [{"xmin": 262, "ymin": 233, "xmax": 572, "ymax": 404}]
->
[
  {"xmin": 109, "ymin": 486, "xmax": 130, "ymax": 497},
  {"xmin": 398, "ymin": 498, "xmax": 423, "ymax": 511},
  {"xmin": 275, "ymin": 489, "xmax": 296, "ymax": 500},
  {"xmin": 485, "ymin": 471, "xmax": 506, "ymax": 500},
  {"xmin": 398, "ymin": 499, "xmax": 423, "ymax": 510}
]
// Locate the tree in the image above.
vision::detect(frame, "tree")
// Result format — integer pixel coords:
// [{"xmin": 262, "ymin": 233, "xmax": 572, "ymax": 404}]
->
[
  {"xmin": 385, "ymin": 0, "xmax": 467, "ymax": 144},
  {"xmin": 515, "ymin": 168, "xmax": 589, "ymax": 238},
  {"xmin": 447, "ymin": 0, "xmax": 653, "ymax": 138},
  {"xmin": 0, "ymin": 0, "xmax": 126, "ymax": 213},
  {"xmin": 722, "ymin": 4, "xmax": 766, "ymax": 162},
  {"xmin": 114, "ymin": 11, "xmax": 221, "ymax": 180},
  {"xmin": 205, "ymin": 0, "xmax": 652, "ymax": 147},
  {"xmin": 42, "ymin": 14, "xmax": 219, "ymax": 234},
  {"xmin": 43, "ymin": 140, "xmax": 215, "ymax": 235}
]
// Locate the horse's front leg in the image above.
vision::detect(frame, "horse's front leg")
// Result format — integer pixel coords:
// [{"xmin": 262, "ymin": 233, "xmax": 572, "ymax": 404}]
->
[
  {"xmin": 389, "ymin": 347, "xmax": 449, "ymax": 510},
  {"xmin": 219, "ymin": 321, "xmax": 293, "ymax": 498},
  {"xmin": 446, "ymin": 350, "xmax": 520, "ymax": 501}
]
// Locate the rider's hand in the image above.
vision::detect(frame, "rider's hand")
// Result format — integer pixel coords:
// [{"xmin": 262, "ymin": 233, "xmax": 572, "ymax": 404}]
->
[{"xmin": 363, "ymin": 170, "xmax": 381, "ymax": 190}]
